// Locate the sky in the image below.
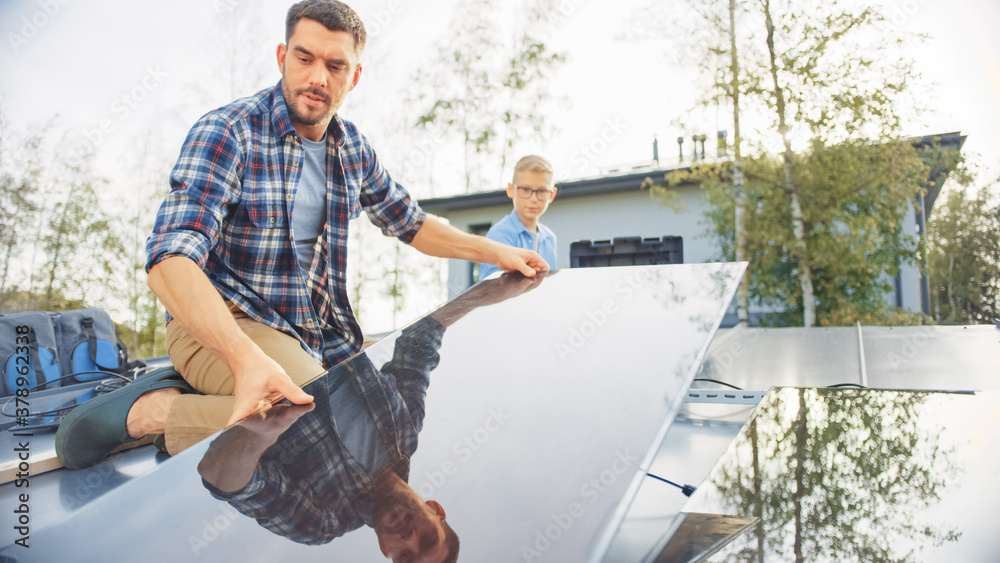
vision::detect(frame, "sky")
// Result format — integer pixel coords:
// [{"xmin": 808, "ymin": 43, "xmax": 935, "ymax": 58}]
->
[{"xmin": 1, "ymin": 0, "xmax": 998, "ymax": 330}]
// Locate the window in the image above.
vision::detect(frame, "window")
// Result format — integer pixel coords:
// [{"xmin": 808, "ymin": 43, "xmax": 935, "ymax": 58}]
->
[{"xmin": 469, "ymin": 223, "xmax": 492, "ymax": 284}]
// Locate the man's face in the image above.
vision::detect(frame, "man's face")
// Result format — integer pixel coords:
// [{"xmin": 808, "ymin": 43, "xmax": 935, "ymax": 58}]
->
[
  {"xmin": 506, "ymin": 169, "xmax": 556, "ymax": 227},
  {"xmin": 277, "ymin": 18, "xmax": 362, "ymax": 140},
  {"xmin": 374, "ymin": 492, "xmax": 450, "ymax": 563}
]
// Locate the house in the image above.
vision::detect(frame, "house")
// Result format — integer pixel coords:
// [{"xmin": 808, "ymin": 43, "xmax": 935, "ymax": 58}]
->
[{"xmin": 418, "ymin": 132, "xmax": 967, "ymax": 323}]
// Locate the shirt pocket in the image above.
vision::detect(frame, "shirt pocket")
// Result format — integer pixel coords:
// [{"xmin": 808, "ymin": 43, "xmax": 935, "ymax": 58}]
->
[
  {"xmin": 230, "ymin": 164, "xmax": 292, "ymax": 274},
  {"xmin": 247, "ymin": 201, "xmax": 287, "ymax": 229},
  {"xmin": 244, "ymin": 171, "xmax": 288, "ymax": 229}
]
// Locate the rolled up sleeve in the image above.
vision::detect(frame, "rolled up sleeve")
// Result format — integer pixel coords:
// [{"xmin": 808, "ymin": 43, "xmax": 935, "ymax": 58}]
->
[{"xmin": 146, "ymin": 113, "xmax": 244, "ymax": 271}]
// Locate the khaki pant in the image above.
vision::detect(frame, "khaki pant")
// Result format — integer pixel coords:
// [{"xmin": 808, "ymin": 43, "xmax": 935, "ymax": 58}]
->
[{"xmin": 163, "ymin": 309, "xmax": 324, "ymax": 455}]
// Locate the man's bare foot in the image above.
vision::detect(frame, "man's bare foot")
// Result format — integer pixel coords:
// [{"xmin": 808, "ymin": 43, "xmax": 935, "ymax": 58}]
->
[{"xmin": 126, "ymin": 388, "xmax": 181, "ymax": 438}]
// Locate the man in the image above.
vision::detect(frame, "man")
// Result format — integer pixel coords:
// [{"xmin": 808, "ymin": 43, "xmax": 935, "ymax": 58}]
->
[
  {"xmin": 478, "ymin": 155, "xmax": 558, "ymax": 280},
  {"xmin": 55, "ymin": 0, "xmax": 547, "ymax": 470}
]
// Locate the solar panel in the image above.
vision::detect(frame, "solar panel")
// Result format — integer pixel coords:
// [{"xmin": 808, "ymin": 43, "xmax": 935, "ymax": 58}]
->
[
  {"xmin": 653, "ymin": 387, "xmax": 1000, "ymax": 562},
  {"xmin": 3, "ymin": 263, "xmax": 745, "ymax": 561}
]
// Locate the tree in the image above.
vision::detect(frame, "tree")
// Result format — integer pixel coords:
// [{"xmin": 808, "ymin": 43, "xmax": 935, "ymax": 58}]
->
[
  {"xmin": 637, "ymin": 0, "xmax": 928, "ymax": 326},
  {"xmin": 0, "ymin": 123, "xmax": 44, "ymax": 296},
  {"xmin": 667, "ymin": 138, "xmax": 932, "ymax": 326},
  {"xmin": 927, "ymin": 178, "xmax": 1000, "ymax": 324},
  {"xmin": 38, "ymin": 148, "xmax": 127, "ymax": 311},
  {"xmin": 410, "ymin": 0, "xmax": 565, "ymax": 192},
  {"xmin": 761, "ymin": 0, "xmax": 815, "ymax": 326}
]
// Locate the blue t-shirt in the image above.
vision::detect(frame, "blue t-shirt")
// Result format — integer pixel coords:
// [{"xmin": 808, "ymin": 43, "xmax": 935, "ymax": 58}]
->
[
  {"xmin": 478, "ymin": 209, "xmax": 557, "ymax": 280},
  {"xmin": 291, "ymin": 135, "xmax": 328, "ymax": 274}
]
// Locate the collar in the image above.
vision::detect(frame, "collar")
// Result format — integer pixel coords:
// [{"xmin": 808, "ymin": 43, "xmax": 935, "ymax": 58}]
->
[
  {"xmin": 271, "ymin": 80, "xmax": 345, "ymax": 146},
  {"xmin": 508, "ymin": 208, "xmax": 540, "ymax": 236}
]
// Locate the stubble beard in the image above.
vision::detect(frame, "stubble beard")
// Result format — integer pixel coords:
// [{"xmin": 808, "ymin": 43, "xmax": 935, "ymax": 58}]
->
[{"xmin": 282, "ymin": 81, "xmax": 335, "ymax": 128}]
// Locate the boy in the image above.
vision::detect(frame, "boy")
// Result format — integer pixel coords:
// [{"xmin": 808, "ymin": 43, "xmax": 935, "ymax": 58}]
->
[{"xmin": 478, "ymin": 155, "xmax": 558, "ymax": 280}]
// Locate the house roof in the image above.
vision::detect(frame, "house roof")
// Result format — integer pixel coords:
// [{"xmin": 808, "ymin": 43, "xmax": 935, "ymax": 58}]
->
[{"xmin": 418, "ymin": 132, "xmax": 967, "ymax": 216}]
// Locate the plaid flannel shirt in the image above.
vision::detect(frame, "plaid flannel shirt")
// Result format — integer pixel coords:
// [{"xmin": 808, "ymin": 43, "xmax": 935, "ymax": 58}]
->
[
  {"xmin": 204, "ymin": 316, "xmax": 445, "ymax": 545},
  {"xmin": 146, "ymin": 82, "xmax": 425, "ymax": 366}
]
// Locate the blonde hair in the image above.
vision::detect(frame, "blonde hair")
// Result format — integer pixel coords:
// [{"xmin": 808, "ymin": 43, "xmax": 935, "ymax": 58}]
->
[{"xmin": 512, "ymin": 155, "xmax": 554, "ymax": 184}]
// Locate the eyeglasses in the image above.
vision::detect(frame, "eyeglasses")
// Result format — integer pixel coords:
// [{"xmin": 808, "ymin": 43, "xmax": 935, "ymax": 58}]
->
[{"xmin": 514, "ymin": 186, "xmax": 553, "ymax": 200}]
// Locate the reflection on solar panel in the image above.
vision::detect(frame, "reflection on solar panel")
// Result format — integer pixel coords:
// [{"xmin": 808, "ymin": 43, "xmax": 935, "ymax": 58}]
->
[
  {"xmin": 658, "ymin": 387, "xmax": 1000, "ymax": 562},
  {"xmin": 1, "ymin": 263, "xmax": 745, "ymax": 561}
]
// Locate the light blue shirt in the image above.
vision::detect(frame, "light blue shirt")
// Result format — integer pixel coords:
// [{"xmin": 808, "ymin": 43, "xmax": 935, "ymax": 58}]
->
[{"xmin": 479, "ymin": 209, "xmax": 557, "ymax": 280}]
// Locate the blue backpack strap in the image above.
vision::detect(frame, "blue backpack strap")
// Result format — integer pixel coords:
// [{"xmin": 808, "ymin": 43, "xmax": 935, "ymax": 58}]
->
[{"xmin": 80, "ymin": 317, "xmax": 109, "ymax": 370}]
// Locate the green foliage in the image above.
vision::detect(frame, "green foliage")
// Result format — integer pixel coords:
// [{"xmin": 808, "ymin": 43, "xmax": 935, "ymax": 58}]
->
[
  {"xmin": 666, "ymin": 140, "xmax": 932, "ymax": 326},
  {"xmin": 927, "ymin": 179, "xmax": 1000, "ymax": 324}
]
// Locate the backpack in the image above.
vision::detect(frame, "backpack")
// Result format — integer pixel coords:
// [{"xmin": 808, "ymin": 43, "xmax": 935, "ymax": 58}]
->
[{"xmin": 0, "ymin": 308, "xmax": 138, "ymax": 397}]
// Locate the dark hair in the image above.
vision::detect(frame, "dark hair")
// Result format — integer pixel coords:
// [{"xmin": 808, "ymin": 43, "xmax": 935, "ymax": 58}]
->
[
  {"xmin": 441, "ymin": 519, "xmax": 460, "ymax": 563},
  {"xmin": 285, "ymin": 0, "xmax": 367, "ymax": 54}
]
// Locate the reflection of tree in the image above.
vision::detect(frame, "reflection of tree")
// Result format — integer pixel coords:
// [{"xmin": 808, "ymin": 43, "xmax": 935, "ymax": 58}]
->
[{"xmin": 707, "ymin": 388, "xmax": 961, "ymax": 562}]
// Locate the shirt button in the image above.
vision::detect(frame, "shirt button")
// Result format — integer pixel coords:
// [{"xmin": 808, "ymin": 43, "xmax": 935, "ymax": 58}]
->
[
  {"xmin": 286, "ymin": 194, "xmax": 293, "ymax": 202},
  {"xmin": 269, "ymin": 217, "xmax": 276, "ymax": 224}
]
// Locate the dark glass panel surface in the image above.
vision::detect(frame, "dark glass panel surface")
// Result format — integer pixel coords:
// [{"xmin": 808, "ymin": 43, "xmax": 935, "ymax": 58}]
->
[
  {"xmin": 662, "ymin": 387, "xmax": 1000, "ymax": 562},
  {"xmin": 2, "ymin": 263, "xmax": 744, "ymax": 562}
]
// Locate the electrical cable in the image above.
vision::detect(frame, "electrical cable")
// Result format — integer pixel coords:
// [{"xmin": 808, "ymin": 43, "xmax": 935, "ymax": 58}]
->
[
  {"xmin": 692, "ymin": 378, "xmax": 743, "ymax": 391},
  {"xmin": 646, "ymin": 472, "xmax": 697, "ymax": 497}
]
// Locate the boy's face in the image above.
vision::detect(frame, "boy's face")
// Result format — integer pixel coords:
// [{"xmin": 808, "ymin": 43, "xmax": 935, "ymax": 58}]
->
[{"xmin": 506, "ymin": 169, "xmax": 556, "ymax": 227}]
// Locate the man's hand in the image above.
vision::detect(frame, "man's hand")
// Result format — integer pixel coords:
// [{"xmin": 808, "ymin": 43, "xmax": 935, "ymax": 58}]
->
[
  {"xmin": 226, "ymin": 349, "xmax": 315, "ymax": 427},
  {"xmin": 148, "ymin": 257, "xmax": 315, "ymax": 427},
  {"xmin": 410, "ymin": 215, "xmax": 550, "ymax": 275},
  {"xmin": 493, "ymin": 246, "xmax": 549, "ymax": 277}
]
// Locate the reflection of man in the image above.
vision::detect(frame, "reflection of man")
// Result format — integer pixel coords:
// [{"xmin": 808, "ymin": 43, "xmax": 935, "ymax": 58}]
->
[
  {"xmin": 198, "ymin": 274, "xmax": 544, "ymax": 562},
  {"xmin": 55, "ymin": 0, "xmax": 547, "ymax": 471}
]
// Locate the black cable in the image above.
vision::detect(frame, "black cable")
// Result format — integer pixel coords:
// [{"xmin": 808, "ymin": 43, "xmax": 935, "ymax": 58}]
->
[
  {"xmin": 692, "ymin": 378, "xmax": 743, "ymax": 391},
  {"xmin": 1, "ymin": 370, "xmax": 134, "ymax": 420},
  {"xmin": 826, "ymin": 383, "xmax": 869, "ymax": 389},
  {"xmin": 646, "ymin": 472, "xmax": 697, "ymax": 497}
]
